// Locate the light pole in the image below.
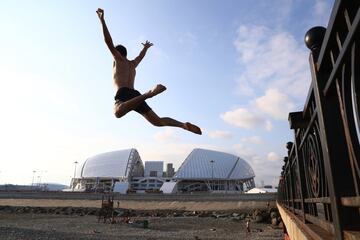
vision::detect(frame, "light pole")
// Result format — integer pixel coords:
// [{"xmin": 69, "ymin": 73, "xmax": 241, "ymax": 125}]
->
[
  {"xmin": 210, "ymin": 160, "xmax": 214, "ymax": 191},
  {"xmin": 73, "ymin": 161, "xmax": 78, "ymax": 179},
  {"xmin": 42, "ymin": 171, "xmax": 47, "ymax": 185},
  {"xmin": 31, "ymin": 171, "xmax": 36, "ymax": 188},
  {"xmin": 37, "ymin": 175, "xmax": 41, "ymax": 186}
]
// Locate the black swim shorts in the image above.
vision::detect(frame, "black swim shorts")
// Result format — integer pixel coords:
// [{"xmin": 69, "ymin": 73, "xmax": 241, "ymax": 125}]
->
[{"xmin": 114, "ymin": 87, "xmax": 152, "ymax": 114}]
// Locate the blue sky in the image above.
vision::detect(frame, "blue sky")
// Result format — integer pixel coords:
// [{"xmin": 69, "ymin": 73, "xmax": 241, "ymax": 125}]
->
[{"xmin": 0, "ymin": 0, "xmax": 333, "ymax": 186}]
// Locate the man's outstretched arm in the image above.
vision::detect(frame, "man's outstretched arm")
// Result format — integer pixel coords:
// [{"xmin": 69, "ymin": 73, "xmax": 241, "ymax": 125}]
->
[
  {"xmin": 133, "ymin": 40, "xmax": 153, "ymax": 67},
  {"xmin": 96, "ymin": 8, "xmax": 124, "ymax": 61}
]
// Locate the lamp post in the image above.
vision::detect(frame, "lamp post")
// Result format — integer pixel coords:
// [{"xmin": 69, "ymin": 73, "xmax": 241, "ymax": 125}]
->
[
  {"xmin": 31, "ymin": 171, "xmax": 36, "ymax": 188},
  {"xmin": 72, "ymin": 161, "xmax": 78, "ymax": 191},
  {"xmin": 210, "ymin": 160, "xmax": 214, "ymax": 191},
  {"xmin": 37, "ymin": 175, "xmax": 41, "ymax": 186}
]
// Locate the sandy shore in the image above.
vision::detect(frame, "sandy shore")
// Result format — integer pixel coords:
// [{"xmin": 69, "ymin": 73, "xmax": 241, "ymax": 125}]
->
[
  {"xmin": 0, "ymin": 192, "xmax": 282, "ymax": 239},
  {"xmin": 0, "ymin": 213, "xmax": 283, "ymax": 240}
]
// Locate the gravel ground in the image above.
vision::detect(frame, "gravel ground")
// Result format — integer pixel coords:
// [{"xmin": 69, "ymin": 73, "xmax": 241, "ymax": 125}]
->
[{"xmin": 0, "ymin": 213, "xmax": 283, "ymax": 240}]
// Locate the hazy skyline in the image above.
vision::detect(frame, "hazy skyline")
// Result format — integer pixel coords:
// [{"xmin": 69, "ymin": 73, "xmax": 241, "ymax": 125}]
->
[{"xmin": 0, "ymin": 0, "xmax": 334, "ymax": 186}]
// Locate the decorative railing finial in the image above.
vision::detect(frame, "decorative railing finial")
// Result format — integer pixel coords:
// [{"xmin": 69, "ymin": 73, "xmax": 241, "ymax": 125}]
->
[{"xmin": 304, "ymin": 26, "xmax": 326, "ymax": 60}]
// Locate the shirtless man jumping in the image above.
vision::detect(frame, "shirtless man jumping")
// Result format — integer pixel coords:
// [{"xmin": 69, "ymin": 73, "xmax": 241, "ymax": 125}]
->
[{"xmin": 96, "ymin": 8, "xmax": 202, "ymax": 135}]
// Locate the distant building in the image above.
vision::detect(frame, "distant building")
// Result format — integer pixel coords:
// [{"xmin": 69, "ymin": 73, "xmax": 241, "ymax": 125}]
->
[
  {"xmin": 67, "ymin": 148, "xmax": 256, "ymax": 194},
  {"xmin": 166, "ymin": 163, "xmax": 175, "ymax": 177},
  {"xmin": 68, "ymin": 149, "xmax": 144, "ymax": 193},
  {"xmin": 161, "ymin": 148, "xmax": 255, "ymax": 194},
  {"xmin": 144, "ymin": 161, "xmax": 163, "ymax": 178}
]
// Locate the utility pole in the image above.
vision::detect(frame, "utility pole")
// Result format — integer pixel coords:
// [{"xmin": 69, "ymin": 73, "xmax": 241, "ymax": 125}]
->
[
  {"xmin": 210, "ymin": 160, "xmax": 214, "ymax": 191},
  {"xmin": 31, "ymin": 170, "xmax": 36, "ymax": 189}
]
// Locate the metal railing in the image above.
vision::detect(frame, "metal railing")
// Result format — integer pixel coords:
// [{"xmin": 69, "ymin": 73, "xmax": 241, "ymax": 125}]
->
[{"xmin": 278, "ymin": 0, "xmax": 360, "ymax": 239}]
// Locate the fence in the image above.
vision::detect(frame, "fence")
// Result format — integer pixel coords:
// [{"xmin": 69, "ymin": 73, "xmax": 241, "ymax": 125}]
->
[{"xmin": 277, "ymin": 0, "xmax": 360, "ymax": 239}]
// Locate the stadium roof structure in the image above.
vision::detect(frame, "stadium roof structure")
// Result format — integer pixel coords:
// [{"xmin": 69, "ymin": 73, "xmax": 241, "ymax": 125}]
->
[
  {"xmin": 174, "ymin": 148, "xmax": 255, "ymax": 180},
  {"xmin": 77, "ymin": 148, "xmax": 144, "ymax": 179}
]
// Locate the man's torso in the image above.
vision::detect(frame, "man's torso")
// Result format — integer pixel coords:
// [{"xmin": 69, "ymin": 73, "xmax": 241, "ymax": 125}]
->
[{"xmin": 113, "ymin": 60, "xmax": 136, "ymax": 89}]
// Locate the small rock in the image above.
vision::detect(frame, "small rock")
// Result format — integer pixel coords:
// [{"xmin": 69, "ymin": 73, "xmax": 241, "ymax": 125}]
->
[
  {"xmin": 271, "ymin": 218, "xmax": 279, "ymax": 226},
  {"xmin": 278, "ymin": 221, "xmax": 284, "ymax": 229},
  {"xmin": 270, "ymin": 211, "xmax": 279, "ymax": 219},
  {"xmin": 254, "ymin": 214, "xmax": 263, "ymax": 223},
  {"xmin": 198, "ymin": 211, "xmax": 211, "ymax": 218},
  {"xmin": 239, "ymin": 213, "xmax": 247, "ymax": 220}
]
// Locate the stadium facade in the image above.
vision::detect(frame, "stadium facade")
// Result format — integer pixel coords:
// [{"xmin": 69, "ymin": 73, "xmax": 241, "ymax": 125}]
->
[{"xmin": 68, "ymin": 148, "xmax": 255, "ymax": 193}]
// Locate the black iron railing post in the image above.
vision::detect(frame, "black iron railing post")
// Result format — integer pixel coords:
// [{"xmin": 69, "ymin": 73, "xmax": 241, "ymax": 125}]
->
[
  {"xmin": 309, "ymin": 29, "xmax": 359, "ymax": 239},
  {"xmin": 288, "ymin": 113, "xmax": 309, "ymax": 222},
  {"xmin": 309, "ymin": 52, "xmax": 345, "ymax": 239}
]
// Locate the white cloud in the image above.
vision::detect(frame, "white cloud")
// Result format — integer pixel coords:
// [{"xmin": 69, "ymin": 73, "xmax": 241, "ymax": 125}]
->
[
  {"xmin": 207, "ymin": 130, "xmax": 233, "ymax": 139},
  {"xmin": 234, "ymin": 25, "xmax": 310, "ymax": 99},
  {"xmin": 313, "ymin": 0, "xmax": 332, "ymax": 24},
  {"xmin": 231, "ymin": 144, "xmax": 283, "ymax": 185},
  {"xmin": 314, "ymin": 0, "xmax": 328, "ymax": 16},
  {"xmin": 241, "ymin": 136, "xmax": 264, "ymax": 145},
  {"xmin": 224, "ymin": 23, "xmax": 310, "ymax": 135},
  {"xmin": 178, "ymin": 31, "xmax": 198, "ymax": 49},
  {"xmin": 221, "ymin": 107, "xmax": 271, "ymax": 131},
  {"xmin": 255, "ymin": 88, "xmax": 295, "ymax": 120},
  {"xmin": 236, "ymin": 80, "xmax": 256, "ymax": 96},
  {"xmin": 232, "ymin": 143, "xmax": 256, "ymax": 160},
  {"xmin": 265, "ymin": 120, "xmax": 273, "ymax": 131},
  {"xmin": 153, "ymin": 129, "xmax": 181, "ymax": 142},
  {"xmin": 267, "ymin": 152, "xmax": 281, "ymax": 162}
]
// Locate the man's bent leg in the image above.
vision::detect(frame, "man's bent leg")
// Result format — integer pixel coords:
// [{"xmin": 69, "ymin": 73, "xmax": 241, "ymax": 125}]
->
[
  {"xmin": 142, "ymin": 110, "xmax": 202, "ymax": 135},
  {"xmin": 115, "ymin": 94, "xmax": 148, "ymax": 118},
  {"xmin": 114, "ymin": 84, "xmax": 166, "ymax": 118}
]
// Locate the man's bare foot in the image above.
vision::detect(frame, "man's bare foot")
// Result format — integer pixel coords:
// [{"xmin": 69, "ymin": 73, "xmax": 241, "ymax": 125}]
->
[
  {"xmin": 148, "ymin": 84, "xmax": 167, "ymax": 98},
  {"xmin": 184, "ymin": 122, "xmax": 202, "ymax": 135}
]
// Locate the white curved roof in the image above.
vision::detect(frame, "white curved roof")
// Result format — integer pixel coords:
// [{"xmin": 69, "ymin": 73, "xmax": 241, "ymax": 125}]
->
[
  {"xmin": 78, "ymin": 149, "xmax": 143, "ymax": 178},
  {"xmin": 174, "ymin": 148, "xmax": 255, "ymax": 180}
]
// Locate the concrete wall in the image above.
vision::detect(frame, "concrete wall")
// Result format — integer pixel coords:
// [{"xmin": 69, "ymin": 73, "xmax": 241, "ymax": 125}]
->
[{"xmin": 0, "ymin": 191, "xmax": 277, "ymax": 211}]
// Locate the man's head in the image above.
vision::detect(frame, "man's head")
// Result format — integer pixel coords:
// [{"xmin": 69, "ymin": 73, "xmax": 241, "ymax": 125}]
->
[{"xmin": 115, "ymin": 44, "xmax": 127, "ymax": 57}]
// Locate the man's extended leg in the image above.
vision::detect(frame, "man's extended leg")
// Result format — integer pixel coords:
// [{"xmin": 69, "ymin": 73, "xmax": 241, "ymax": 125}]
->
[
  {"xmin": 142, "ymin": 110, "xmax": 202, "ymax": 135},
  {"xmin": 114, "ymin": 84, "xmax": 166, "ymax": 118}
]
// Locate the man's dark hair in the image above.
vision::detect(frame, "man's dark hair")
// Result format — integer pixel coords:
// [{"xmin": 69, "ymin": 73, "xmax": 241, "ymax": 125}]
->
[{"xmin": 115, "ymin": 45, "xmax": 127, "ymax": 57}]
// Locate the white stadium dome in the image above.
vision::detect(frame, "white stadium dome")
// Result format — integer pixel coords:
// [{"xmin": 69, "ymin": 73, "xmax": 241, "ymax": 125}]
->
[
  {"xmin": 160, "ymin": 148, "xmax": 256, "ymax": 193},
  {"xmin": 78, "ymin": 148, "xmax": 144, "ymax": 179},
  {"xmin": 69, "ymin": 149, "xmax": 145, "ymax": 192},
  {"xmin": 174, "ymin": 148, "xmax": 255, "ymax": 180}
]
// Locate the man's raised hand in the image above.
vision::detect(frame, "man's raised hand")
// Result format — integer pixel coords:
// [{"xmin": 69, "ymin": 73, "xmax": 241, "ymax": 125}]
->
[
  {"xmin": 96, "ymin": 8, "xmax": 104, "ymax": 20},
  {"xmin": 142, "ymin": 41, "xmax": 154, "ymax": 49}
]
